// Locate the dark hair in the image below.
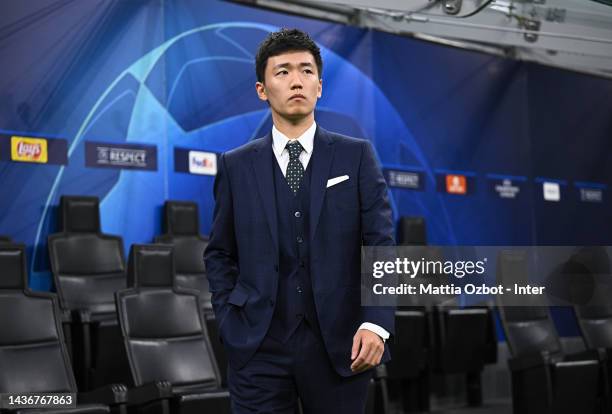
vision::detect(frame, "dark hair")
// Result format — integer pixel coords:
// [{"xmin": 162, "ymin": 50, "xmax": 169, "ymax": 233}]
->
[{"xmin": 255, "ymin": 28, "xmax": 323, "ymax": 83}]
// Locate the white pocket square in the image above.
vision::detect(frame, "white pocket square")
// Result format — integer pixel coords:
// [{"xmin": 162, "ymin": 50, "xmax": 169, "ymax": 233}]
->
[{"xmin": 326, "ymin": 175, "xmax": 349, "ymax": 188}]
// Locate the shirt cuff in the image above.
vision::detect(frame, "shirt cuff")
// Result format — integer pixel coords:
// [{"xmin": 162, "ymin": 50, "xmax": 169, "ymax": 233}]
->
[{"xmin": 359, "ymin": 322, "xmax": 390, "ymax": 342}]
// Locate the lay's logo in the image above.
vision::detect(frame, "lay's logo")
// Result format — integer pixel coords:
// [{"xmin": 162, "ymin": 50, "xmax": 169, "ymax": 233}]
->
[{"xmin": 11, "ymin": 136, "xmax": 48, "ymax": 163}]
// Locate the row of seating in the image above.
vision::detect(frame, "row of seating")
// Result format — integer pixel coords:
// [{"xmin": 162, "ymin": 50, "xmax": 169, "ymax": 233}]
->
[
  {"xmin": 388, "ymin": 218, "xmax": 497, "ymax": 412},
  {"xmin": 3, "ymin": 200, "xmax": 610, "ymax": 413},
  {"xmin": 46, "ymin": 197, "xmax": 214, "ymax": 392},
  {"xmin": 389, "ymin": 217, "xmax": 612, "ymax": 414},
  {"xmin": 0, "ymin": 192, "xmax": 387, "ymax": 413},
  {"xmin": 1, "ymin": 196, "xmax": 387, "ymax": 413},
  {"xmin": 0, "ymin": 241, "xmax": 229, "ymax": 413},
  {"xmin": 497, "ymin": 249, "xmax": 611, "ymax": 414}
]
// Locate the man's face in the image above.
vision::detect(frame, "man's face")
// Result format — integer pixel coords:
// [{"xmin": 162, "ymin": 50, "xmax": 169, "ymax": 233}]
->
[{"xmin": 256, "ymin": 50, "xmax": 322, "ymax": 121}]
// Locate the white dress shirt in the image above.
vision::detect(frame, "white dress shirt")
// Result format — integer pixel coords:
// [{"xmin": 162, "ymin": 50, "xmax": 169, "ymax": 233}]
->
[
  {"xmin": 271, "ymin": 122, "xmax": 390, "ymax": 342},
  {"xmin": 271, "ymin": 122, "xmax": 316, "ymax": 174}
]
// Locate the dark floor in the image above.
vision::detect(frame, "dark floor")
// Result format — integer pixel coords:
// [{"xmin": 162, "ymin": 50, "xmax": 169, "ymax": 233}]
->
[
  {"xmin": 389, "ymin": 399, "xmax": 512, "ymax": 414},
  {"xmin": 430, "ymin": 400, "xmax": 512, "ymax": 414}
]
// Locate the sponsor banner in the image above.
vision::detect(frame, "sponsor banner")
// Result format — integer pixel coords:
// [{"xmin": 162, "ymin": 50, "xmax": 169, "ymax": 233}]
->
[
  {"xmin": 486, "ymin": 175, "xmax": 527, "ymax": 200},
  {"xmin": 189, "ymin": 150, "xmax": 217, "ymax": 175},
  {"xmin": 174, "ymin": 147, "xmax": 218, "ymax": 176},
  {"xmin": 11, "ymin": 136, "xmax": 47, "ymax": 163},
  {"xmin": 575, "ymin": 182, "xmax": 606, "ymax": 203},
  {"xmin": 446, "ymin": 174, "xmax": 467, "ymax": 194},
  {"xmin": 436, "ymin": 171, "xmax": 475, "ymax": 195},
  {"xmin": 543, "ymin": 182, "xmax": 560, "ymax": 202},
  {"xmin": 580, "ymin": 188, "xmax": 603, "ymax": 203},
  {"xmin": 383, "ymin": 168, "xmax": 424, "ymax": 191},
  {"xmin": 0, "ymin": 134, "xmax": 67, "ymax": 165},
  {"xmin": 535, "ymin": 178, "xmax": 567, "ymax": 202},
  {"xmin": 85, "ymin": 141, "xmax": 157, "ymax": 170}
]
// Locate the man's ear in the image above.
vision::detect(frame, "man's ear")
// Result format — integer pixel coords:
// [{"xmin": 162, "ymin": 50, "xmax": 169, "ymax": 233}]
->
[
  {"xmin": 317, "ymin": 78, "xmax": 323, "ymax": 98},
  {"xmin": 255, "ymin": 81, "xmax": 268, "ymax": 101}
]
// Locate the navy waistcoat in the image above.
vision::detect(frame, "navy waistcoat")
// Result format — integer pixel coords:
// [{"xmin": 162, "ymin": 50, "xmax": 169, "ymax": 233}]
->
[{"xmin": 267, "ymin": 153, "xmax": 319, "ymax": 343}]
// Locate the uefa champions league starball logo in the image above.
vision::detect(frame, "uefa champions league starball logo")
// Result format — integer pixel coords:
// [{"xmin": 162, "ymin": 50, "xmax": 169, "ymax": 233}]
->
[{"xmin": 33, "ymin": 22, "xmax": 449, "ymax": 278}]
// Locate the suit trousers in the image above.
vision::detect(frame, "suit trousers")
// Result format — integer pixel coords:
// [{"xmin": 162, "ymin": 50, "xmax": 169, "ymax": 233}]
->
[{"xmin": 227, "ymin": 319, "xmax": 373, "ymax": 414}]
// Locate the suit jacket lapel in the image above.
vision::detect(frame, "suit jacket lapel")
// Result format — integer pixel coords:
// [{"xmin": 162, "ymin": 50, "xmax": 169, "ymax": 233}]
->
[
  {"xmin": 309, "ymin": 126, "xmax": 335, "ymax": 241},
  {"xmin": 251, "ymin": 133, "xmax": 279, "ymax": 257}
]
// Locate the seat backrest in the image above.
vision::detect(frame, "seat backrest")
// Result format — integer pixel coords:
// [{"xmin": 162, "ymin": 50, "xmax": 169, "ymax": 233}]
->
[
  {"xmin": 571, "ymin": 247, "xmax": 612, "ymax": 349},
  {"xmin": 496, "ymin": 250, "xmax": 562, "ymax": 357},
  {"xmin": 59, "ymin": 195, "xmax": 101, "ymax": 233},
  {"xmin": 0, "ymin": 235, "xmax": 12, "ymax": 243},
  {"xmin": 162, "ymin": 201, "xmax": 199, "ymax": 236},
  {"xmin": 397, "ymin": 216, "xmax": 427, "ymax": 246},
  {"xmin": 0, "ymin": 244, "xmax": 76, "ymax": 393},
  {"xmin": 575, "ymin": 305, "xmax": 612, "ymax": 349},
  {"xmin": 155, "ymin": 201, "xmax": 211, "ymax": 310},
  {"xmin": 397, "ymin": 217, "xmax": 433, "ymax": 307},
  {"xmin": 117, "ymin": 244, "xmax": 220, "ymax": 388},
  {"xmin": 48, "ymin": 196, "xmax": 126, "ymax": 314}
]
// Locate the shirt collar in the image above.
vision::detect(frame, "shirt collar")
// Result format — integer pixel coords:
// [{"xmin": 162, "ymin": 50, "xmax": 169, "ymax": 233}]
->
[{"xmin": 272, "ymin": 121, "xmax": 316, "ymax": 157}]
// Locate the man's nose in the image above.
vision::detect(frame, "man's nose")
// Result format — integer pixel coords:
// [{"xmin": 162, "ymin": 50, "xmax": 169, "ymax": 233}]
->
[{"xmin": 289, "ymin": 73, "xmax": 303, "ymax": 89}]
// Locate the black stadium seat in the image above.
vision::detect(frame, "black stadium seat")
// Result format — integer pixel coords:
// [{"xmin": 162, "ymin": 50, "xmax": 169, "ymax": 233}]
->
[
  {"xmin": 386, "ymin": 216, "xmax": 431, "ymax": 412},
  {"xmin": 155, "ymin": 201, "xmax": 212, "ymax": 312},
  {"xmin": 570, "ymin": 247, "xmax": 612, "ymax": 412},
  {"xmin": 115, "ymin": 244, "xmax": 230, "ymax": 414},
  {"xmin": 0, "ymin": 243, "xmax": 127, "ymax": 414},
  {"xmin": 386, "ymin": 308, "xmax": 430, "ymax": 411},
  {"xmin": 154, "ymin": 200, "xmax": 229, "ymax": 387},
  {"xmin": 497, "ymin": 249, "xmax": 606, "ymax": 414},
  {"xmin": 397, "ymin": 216, "xmax": 427, "ymax": 246},
  {"xmin": 429, "ymin": 243, "xmax": 498, "ymax": 407},
  {"xmin": 48, "ymin": 195, "xmax": 130, "ymax": 390},
  {"xmin": 392, "ymin": 216, "xmax": 497, "ymax": 409},
  {"xmin": 575, "ymin": 300, "xmax": 612, "ymax": 414},
  {"xmin": 0, "ymin": 235, "xmax": 11, "ymax": 243},
  {"xmin": 570, "ymin": 246, "xmax": 612, "ymax": 350}
]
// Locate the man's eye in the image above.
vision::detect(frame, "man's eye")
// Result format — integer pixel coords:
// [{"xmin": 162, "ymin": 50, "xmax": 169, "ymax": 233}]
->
[
  {"xmin": 276, "ymin": 70, "xmax": 288, "ymax": 76},
  {"xmin": 304, "ymin": 69, "xmax": 313, "ymax": 74}
]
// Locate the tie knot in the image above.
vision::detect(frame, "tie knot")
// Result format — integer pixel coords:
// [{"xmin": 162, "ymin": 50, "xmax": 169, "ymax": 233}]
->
[{"xmin": 286, "ymin": 140, "xmax": 303, "ymax": 160}]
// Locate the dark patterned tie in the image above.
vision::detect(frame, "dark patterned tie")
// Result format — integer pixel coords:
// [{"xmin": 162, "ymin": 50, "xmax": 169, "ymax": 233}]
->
[{"xmin": 285, "ymin": 140, "xmax": 304, "ymax": 195}]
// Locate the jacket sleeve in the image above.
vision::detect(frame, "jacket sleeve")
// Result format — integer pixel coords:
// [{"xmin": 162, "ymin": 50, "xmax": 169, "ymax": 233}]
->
[
  {"xmin": 358, "ymin": 140, "xmax": 396, "ymax": 336},
  {"xmin": 204, "ymin": 153, "xmax": 239, "ymax": 325}
]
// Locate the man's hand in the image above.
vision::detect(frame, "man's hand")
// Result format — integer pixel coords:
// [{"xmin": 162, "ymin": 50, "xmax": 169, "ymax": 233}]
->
[{"xmin": 350, "ymin": 329, "xmax": 384, "ymax": 373}]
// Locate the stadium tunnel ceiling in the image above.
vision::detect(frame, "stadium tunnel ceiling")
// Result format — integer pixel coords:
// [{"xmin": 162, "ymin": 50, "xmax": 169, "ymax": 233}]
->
[{"xmin": 227, "ymin": 0, "xmax": 612, "ymax": 79}]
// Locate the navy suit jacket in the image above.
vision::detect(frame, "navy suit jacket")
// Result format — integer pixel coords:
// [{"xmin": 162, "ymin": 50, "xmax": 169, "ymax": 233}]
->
[{"xmin": 204, "ymin": 126, "xmax": 395, "ymax": 376}]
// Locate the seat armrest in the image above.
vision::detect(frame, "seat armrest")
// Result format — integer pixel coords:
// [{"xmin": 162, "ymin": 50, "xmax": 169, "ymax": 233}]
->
[
  {"xmin": 73, "ymin": 309, "xmax": 93, "ymax": 323},
  {"xmin": 178, "ymin": 389, "xmax": 230, "ymax": 405},
  {"xmin": 374, "ymin": 364, "xmax": 388, "ymax": 379},
  {"xmin": 564, "ymin": 348, "xmax": 606, "ymax": 362},
  {"xmin": 127, "ymin": 381, "xmax": 173, "ymax": 406},
  {"xmin": 60, "ymin": 308, "xmax": 73, "ymax": 323},
  {"xmin": 79, "ymin": 383, "xmax": 128, "ymax": 405},
  {"xmin": 508, "ymin": 351, "xmax": 553, "ymax": 371}
]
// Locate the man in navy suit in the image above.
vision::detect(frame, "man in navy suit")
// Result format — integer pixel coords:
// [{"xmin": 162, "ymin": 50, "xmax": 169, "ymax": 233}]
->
[{"xmin": 205, "ymin": 28, "xmax": 395, "ymax": 413}]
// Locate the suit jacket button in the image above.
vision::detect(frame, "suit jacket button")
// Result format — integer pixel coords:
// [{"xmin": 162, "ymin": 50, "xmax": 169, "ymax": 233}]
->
[
  {"xmin": 269, "ymin": 300, "xmax": 275, "ymax": 307},
  {"xmin": 274, "ymin": 265, "xmax": 279, "ymax": 272},
  {"xmin": 296, "ymin": 236, "xmax": 303, "ymax": 243}
]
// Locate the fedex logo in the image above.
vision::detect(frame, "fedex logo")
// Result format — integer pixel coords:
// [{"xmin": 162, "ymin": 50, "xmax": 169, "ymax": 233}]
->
[{"xmin": 188, "ymin": 151, "xmax": 217, "ymax": 176}]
